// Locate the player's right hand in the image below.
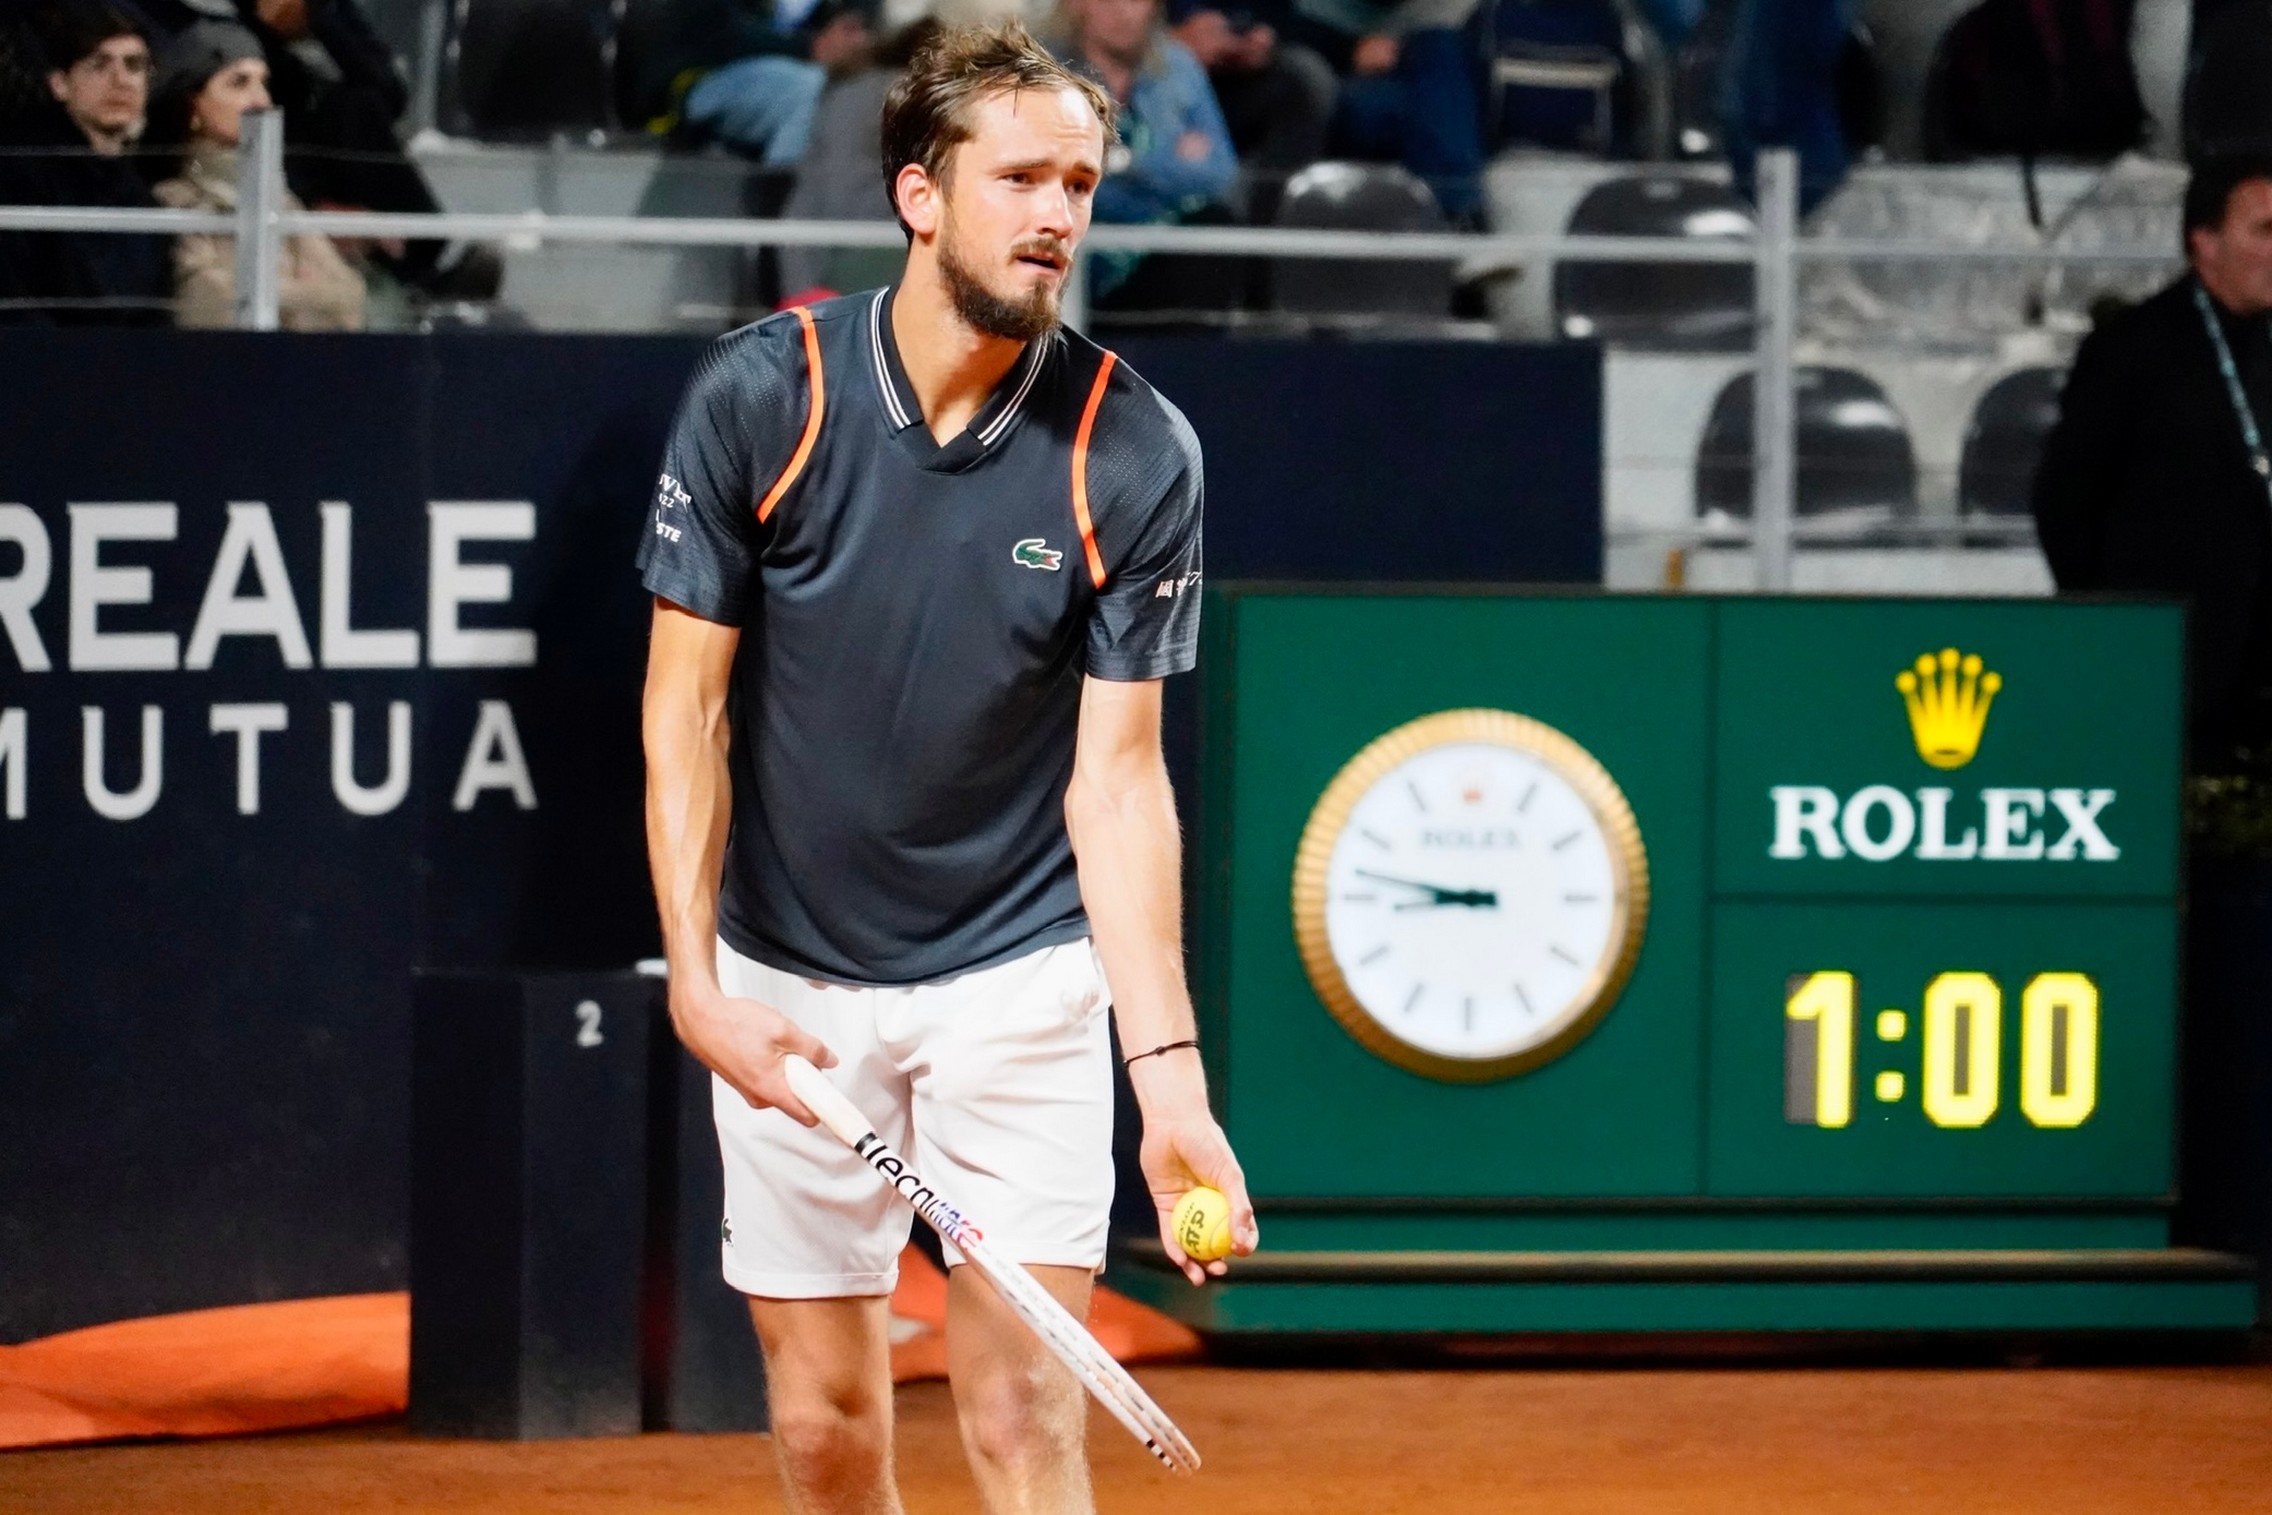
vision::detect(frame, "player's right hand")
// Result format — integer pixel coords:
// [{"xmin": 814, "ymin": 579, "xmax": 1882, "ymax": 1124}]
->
[{"xmin": 673, "ymin": 989, "xmax": 838, "ymax": 1127}]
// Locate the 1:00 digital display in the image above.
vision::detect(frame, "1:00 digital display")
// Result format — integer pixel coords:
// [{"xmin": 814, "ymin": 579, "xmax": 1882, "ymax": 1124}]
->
[{"xmin": 1784, "ymin": 971, "xmax": 2100, "ymax": 1130}]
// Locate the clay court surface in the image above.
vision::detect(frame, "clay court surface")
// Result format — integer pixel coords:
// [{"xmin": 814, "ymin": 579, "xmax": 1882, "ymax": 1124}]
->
[{"xmin": 7, "ymin": 1360, "xmax": 2271, "ymax": 1514}]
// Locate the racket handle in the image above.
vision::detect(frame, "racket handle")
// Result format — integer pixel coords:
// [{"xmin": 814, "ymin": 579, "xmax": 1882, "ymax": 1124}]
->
[{"xmin": 782, "ymin": 1053, "xmax": 872, "ymax": 1146}]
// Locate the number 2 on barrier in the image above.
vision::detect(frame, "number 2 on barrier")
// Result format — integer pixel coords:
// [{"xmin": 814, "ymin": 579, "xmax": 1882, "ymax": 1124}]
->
[{"xmin": 779, "ymin": 1055, "xmax": 1202, "ymax": 1475}]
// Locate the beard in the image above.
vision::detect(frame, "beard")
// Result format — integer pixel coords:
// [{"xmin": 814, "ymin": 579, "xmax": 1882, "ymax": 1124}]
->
[{"xmin": 939, "ymin": 219, "xmax": 1063, "ymax": 342}]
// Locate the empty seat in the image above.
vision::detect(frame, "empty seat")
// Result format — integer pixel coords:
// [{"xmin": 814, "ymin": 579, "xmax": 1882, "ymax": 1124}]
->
[
  {"xmin": 1486, "ymin": 0, "xmax": 1634, "ymax": 155},
  {"xmin": 445, "ymin": 0, "xmax": 612, "ymax": 140},
  {"xmin": 1694, "ymin": 366, "xmax": 1918, "ymax": 538},
  {"xmin": 1959, "ymin": 366, "xmax": 2064, "ymax": 517},
  {"xmin": 1271, "ymin": 161, "xmax": 1453, "ymax": 317},
  {"xmin": 1552, "ymin": 173, "xmax": 1754, "ymax": 349}
]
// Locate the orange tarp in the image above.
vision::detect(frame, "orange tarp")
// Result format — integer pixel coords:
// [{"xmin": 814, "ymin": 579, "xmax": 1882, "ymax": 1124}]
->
[
  {"xmin": 0, "ymin": 1249, "xmax": 1199, "ymax": 1450},
  {"xmin": 0, "ymin": 1293, "xmax": 411, "ymax": 1450}
]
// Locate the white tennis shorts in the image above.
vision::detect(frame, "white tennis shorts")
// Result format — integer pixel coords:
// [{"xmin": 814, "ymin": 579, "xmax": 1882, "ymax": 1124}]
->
[{"xmin": 712, "ymin": 934, "xmax": 1116, "ymax": 1298}]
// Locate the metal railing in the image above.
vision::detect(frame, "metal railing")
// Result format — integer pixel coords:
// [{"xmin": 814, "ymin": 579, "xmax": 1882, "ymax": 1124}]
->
[{"xmin": 0, "ymin": 126, "xmax": 2189, "ymax": 590}]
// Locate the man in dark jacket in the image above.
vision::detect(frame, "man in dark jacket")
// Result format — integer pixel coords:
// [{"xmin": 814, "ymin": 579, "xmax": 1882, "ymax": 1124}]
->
[
  {"xmin": 0, "ymin": 2, "xmax": 171, "ymax": 323},
  {"xmin": 2033, "ymin": 156, "xmax": 2272, "ymax": 770}
]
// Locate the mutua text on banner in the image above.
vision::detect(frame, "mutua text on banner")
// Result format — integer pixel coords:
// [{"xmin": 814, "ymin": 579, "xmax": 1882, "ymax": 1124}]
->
[{"xmin": 0, "ymin": 501, "xmax": 545, "ymax": 821}]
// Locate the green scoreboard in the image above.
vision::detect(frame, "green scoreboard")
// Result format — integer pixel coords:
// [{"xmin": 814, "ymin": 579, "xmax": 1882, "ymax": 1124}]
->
[{"xmin": 1112, "ymin": 588, "xmax": 2257, "ymax": 1334}]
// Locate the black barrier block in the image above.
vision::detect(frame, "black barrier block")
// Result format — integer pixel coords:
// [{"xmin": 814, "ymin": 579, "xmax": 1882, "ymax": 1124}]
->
[
  {"xmin": 410, "ymin": 971, "xmax": 653, "ymax": 1438},
  {"xmin": 641, "ymin": 1009, "xmax": 768, "ymax": 1432}
]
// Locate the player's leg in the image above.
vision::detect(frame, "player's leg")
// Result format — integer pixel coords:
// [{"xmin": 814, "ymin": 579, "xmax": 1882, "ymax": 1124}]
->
[
  {"xmin": 749, "ymin": 1296, "xmax": 902, "ymax": 1515},
  {"xmin": 714, "ymin": 940, "xmax": 916, "ymax": 1514},
  {"xmin": 896, "ymin": 939, "xmax": 1117, "ymax": 1514},
  {"xmin": 945, "ymin": 1261, "xmax": 1096, "ymax": 1515}
]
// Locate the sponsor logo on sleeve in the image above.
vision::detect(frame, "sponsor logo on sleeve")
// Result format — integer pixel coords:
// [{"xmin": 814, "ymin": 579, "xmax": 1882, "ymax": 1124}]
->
[
  {"xmin": 653, "ymin": 473, "xmax": 689, "ymax": 542},
  {"xmin": 1153, "ymin": 570, "xmax": 1202, "ymax": 599}
]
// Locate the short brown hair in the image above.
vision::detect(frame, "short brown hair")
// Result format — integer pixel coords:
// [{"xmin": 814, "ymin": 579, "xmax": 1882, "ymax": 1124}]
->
[{"xmin": 880, "ymin": 21, "xmax": 1117, "ymax": 237}]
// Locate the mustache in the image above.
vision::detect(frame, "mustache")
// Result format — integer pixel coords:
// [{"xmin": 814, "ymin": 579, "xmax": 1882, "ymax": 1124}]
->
[{"xmin": 1010, "ymin": 238, "xmax": 1071, "ymax": 268}]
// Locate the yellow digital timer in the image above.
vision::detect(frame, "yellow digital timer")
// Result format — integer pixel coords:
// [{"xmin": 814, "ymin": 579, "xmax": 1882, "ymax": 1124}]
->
[{"xmin": 1784, "ymin": 970, "xmax": 2101, "ymax": 1130}]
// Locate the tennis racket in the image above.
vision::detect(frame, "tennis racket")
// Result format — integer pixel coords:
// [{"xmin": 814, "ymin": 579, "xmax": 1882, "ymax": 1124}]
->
[{"xmin": 781, "ymin": 1054, "xmax": 1201, "ymax": 1475}]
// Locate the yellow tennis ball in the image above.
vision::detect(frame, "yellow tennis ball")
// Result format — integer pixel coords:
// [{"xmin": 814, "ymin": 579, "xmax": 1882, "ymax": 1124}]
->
[{"xmin": 1171, "ymin": 1186, "xmax": 1233, "ymax": 1262}]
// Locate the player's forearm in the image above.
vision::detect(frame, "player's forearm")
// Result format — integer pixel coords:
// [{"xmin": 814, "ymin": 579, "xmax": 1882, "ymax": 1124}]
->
[
  {"xmin": 642, "ymin": 683, "xmax": 734, "ymax": 1009},
  {"xmin": 1066, "ymin": 763, "xmax": 1209, "ymax": 1113}
]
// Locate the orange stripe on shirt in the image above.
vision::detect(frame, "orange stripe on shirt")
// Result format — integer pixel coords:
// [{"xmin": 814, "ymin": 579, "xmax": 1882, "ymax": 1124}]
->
[
  {"xmin": 756, "ymin": 305, "xmax": 825, "ymax": 523},
  {"xmin": 1070, "ymin": 351, "xmax": 1115, "ymax": 588}
]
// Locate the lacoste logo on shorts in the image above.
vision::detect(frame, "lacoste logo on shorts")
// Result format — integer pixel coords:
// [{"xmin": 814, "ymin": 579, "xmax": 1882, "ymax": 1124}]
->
[{"xmin": 1012, "ymin": 538, "xmax": 1063, "ymax": 571}]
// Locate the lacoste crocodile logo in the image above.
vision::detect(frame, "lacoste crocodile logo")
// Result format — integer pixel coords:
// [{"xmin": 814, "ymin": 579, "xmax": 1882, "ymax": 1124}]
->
[{"xmin": 1012, "ymin": 538, "xmax": 1063, "ymax": 571}]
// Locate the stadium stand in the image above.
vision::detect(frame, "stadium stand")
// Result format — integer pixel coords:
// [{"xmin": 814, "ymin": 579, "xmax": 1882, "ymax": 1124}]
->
[
  {"xmin": 1482, "ymin": 0, "xmax": 1633, "ymax": 157},
  {"xmin": 1550, "ymin": 169, "xmax": 1752, "ymax": 347},
  {"xmin": 1958, "ymin": 364, "xmax": 2063, "ymax": 520},
  {"xmin": 441, "ymin": 0, "xmax": 612, "ymax": 138},
  {"xmin": 1269, "ymin": 158, "xmax": 1451, "ymax": 318},
  {"xmin": 1693, "ymin": 364, "xmax": 1918, "ymax": 538}
]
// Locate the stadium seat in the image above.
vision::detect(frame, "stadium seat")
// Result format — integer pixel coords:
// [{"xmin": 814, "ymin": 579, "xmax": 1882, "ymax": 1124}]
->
[
  {"xmin": 1853, "ymin": 0, "xmax": 1976, "ymax": 158},
  {"xmin": 444, "ymin": 0, "xmax": 613, "ymax": 140},
  {"xmin": 1552, "ymin": 173, "xmax": 1754, "ymax": 349},
  {"xmin": 1958, "ymin": 366, "xmax": 2064, "ymax": 518},
  {"xmin": 1694, "ymin": 366, "xmax": 1918, "ymax": 538},
  {"xmin": 1484, "ymin": 0, "xmax": 1634, "ymax": 155},
  {"xmin": 1270, "ymin": 161, "xmax": 1453, "ymax": 317}
]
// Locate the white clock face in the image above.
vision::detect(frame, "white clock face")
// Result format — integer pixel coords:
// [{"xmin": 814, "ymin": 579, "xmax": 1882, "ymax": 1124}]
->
[{"xmin": 1318, "ymin": 740, "xmax": 1628, "ymax": 1065}]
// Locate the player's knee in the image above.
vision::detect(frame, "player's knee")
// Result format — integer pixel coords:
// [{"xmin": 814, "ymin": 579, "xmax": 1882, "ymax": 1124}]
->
[
  {"xmin": 769, "ymin": 1394, "xmax": 890, "ymax": 1495},
  {"xmin": 956, "ymin": 1360, "xmax": 1082, "ymax": 1471}
]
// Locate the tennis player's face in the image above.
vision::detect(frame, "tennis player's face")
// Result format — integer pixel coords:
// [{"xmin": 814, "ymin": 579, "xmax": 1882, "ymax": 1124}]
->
[{"xmin": 937, "ymin": 85, "xmax": 1102, "ymax": 340}]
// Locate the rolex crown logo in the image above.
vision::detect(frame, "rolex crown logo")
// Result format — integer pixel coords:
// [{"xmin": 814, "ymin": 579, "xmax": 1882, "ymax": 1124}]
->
[{"xmin": 1896, "ymin": 647, "xmax": 2001, "ymax": 769}]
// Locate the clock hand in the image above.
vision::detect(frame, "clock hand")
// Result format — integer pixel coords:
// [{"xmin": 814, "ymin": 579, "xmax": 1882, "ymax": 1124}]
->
[
  {"xmin": 1391, "ymin": 888, "xmax": 1500, "ymax": 910},
  {"xmin": 1354, "ymin": 868, "xmax": 1444, "ymax": 893},
  {"xmin": 1356, "ymin": 870, "xmax": 1499, "ymax": 909}
]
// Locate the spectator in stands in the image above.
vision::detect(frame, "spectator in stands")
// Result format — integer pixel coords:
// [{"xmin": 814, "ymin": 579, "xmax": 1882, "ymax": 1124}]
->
[
  {"xmin": 1048, "ymin": 0, "xmax": 1237, "ymax": 304},
  {"xmin": 133, "ymin": 0, "xmax": 495, "ymax": 298},
  {"xmin": 2033, "ymin": 156, "xmax": 2272, "ymax": 772},
  {"xmin": 1279, "ymin": 0, "xmax": 1482, "ymax": 220},
  {"xmin": 1166, "ymin": 0, "xmax": 1333, "ymax": 172},
  {"xmin": 776, "ymin": 18, "xmax": 941, "ymax": 300},
  {"xmin": 1719, "ymin": 0, "xmax": 1849, "ymax": 213},
  {"xmin": 630, "ymin": 0, "xmax": 875, "ymax": 165},
  {"xmin": 146, "ymin": 19, "xmax": 362, "ymax": 326},
  {"xmin": 0, "ymin": 3, "xmax": 172, "ymax": 322}
]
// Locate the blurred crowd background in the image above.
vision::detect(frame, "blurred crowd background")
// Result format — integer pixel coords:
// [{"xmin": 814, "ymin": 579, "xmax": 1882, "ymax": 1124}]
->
[
  {"xmin": 0, "ymin": 0, "xmax": 2238, "ymax": 330},
  {"xmin": 4, "ymin": 0, "xmax": 2271, "ymax": 758}
]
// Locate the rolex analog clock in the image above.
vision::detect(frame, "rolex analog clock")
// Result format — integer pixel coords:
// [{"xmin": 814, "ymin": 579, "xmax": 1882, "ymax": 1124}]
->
[{"xmin": 1291, "ymin": 709, "xmax": 1650, "ymax": 1082}]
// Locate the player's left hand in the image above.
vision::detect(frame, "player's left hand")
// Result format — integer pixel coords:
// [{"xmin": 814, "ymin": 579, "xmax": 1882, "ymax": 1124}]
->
[{"xmin": 1139, "ymin": 1108, "xmax": 1259, "ymax": 1285}]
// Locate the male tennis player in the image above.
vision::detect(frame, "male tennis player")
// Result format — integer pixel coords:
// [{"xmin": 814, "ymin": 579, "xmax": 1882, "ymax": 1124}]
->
[{"xmin": 639, "ymin": 21, "xmax": 1256, "ymax": 1514}]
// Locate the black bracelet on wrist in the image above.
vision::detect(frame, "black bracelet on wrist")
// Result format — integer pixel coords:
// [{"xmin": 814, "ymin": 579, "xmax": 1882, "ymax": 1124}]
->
[{"xmin": 1123, "ymin": 1038, "xmax": 1200, "ymax": 1068}]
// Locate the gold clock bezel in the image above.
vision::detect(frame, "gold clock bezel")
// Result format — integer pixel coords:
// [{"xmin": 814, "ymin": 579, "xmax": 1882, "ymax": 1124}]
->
[{"xmin": 1290, "ymin": 708, "xmax": 1651, "ymax": 1083}]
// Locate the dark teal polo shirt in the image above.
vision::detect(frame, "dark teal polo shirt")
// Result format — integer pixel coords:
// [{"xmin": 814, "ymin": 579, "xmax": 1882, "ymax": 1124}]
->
[{"xmin": 637, "ymin": 287, "xmax": 1204, "ymax": 986}]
